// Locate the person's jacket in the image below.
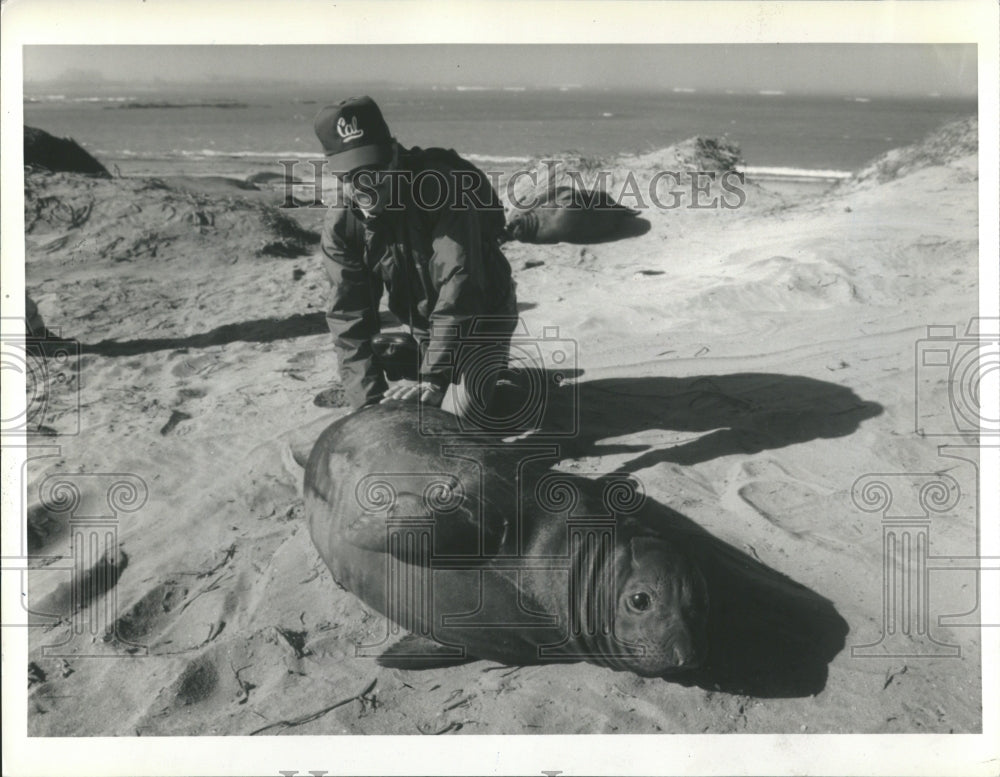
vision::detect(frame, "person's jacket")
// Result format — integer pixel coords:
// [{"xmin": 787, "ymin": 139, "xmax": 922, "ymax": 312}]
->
[{"xmin": 320, "ymin": 145, "xmax": 513, "ymax": 409}]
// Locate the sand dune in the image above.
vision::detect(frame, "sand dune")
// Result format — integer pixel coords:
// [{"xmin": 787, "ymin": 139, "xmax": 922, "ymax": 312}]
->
[{"xmin": 23, "ymin": 119, "xmax": 982, "ymax": 735}]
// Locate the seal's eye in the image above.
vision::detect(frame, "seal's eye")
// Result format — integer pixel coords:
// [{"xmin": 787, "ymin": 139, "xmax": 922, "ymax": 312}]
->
[{"xmin": 627, "ymin": 592, "xmax": 652, "ymax": 612}]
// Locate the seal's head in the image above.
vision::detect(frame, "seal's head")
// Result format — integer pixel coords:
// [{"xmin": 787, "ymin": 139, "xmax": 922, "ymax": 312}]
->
[
  {"xmin": 609, "ymin": 535, "xmax": 709, "ymax": 677},
  {"xmin": 502, "ymin": 210, "xmax": 538, "ymax": 242}
]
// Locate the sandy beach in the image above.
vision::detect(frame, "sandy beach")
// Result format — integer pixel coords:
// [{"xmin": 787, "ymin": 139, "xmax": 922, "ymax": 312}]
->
[{"xmin": 21, "ymin": 116, "xmax": 983, "ymax": 736}]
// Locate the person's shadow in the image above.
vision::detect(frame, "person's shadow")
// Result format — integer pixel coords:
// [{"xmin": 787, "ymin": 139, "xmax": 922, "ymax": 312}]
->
[
  {"xmin": 490, "ymin": 369, "xmax": 881, "ymax": 697},
  {"xmin": 506, "ymin": 370, "xmax": 883, "ymax": 472}
]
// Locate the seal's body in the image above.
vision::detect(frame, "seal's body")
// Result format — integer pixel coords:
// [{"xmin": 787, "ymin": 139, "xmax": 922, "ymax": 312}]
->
[
  {"xmin": 504, "ymin": 186, "xmax": 641, "ymax": 244},
  {"xmin": 304, "ymin": 404, "xmax": 707, "ymax": 676}
]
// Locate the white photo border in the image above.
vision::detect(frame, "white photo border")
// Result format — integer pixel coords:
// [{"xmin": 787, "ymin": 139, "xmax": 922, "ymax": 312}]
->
[{"xmin": 2, "ymin": 2, "xmax": 997, "ymax": 776}]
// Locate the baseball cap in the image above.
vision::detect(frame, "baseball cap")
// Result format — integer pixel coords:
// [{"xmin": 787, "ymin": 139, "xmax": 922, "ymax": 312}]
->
[{"xmin": 314, "ymin": 96, "xmax": 393, "ymax": 174}]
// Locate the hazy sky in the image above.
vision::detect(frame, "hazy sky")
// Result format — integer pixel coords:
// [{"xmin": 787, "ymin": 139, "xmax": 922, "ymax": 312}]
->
[{"xmin": 23, "ymin": 44, "xmax": 977, "ymax": 97}]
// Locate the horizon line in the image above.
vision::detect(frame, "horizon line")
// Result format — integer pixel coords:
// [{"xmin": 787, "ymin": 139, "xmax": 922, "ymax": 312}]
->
[{"xmin": 20, "ymin": 78, "xmax": 979, "ymax": 100}]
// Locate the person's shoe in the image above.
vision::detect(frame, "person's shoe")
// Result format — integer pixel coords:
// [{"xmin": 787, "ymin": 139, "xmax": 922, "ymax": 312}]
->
[{"xmin": 371, "ymin": 332, "xmax": 420, "ymax": 381}]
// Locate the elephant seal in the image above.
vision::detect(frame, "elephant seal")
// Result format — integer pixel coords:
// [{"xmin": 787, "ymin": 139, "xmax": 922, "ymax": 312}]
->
[
  {"xmin": 503, "ymin": 185, "xmax": 642, "ymax": 244},
  {"xmin": 304, "ymin": 403, "xmax": 708, "ymax": 676}
]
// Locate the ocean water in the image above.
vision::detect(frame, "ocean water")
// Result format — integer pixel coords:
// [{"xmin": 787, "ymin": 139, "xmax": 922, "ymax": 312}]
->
[{"xmin": 23, "ymin": 83, "xmax": 976, "ymax": 180}]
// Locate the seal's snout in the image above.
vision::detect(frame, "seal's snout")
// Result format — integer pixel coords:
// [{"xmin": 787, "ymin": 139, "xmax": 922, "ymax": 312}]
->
[
  {"xmin": 502, "ymin": 218, "xmax": 522, "ymax": 242},
  {"xmin": 669, "ymin": 636, "xmax": 704, "ymax": 670},
  {"xmin": 617, "ymin": 536, "xmax": 710, "ymax": 677}
]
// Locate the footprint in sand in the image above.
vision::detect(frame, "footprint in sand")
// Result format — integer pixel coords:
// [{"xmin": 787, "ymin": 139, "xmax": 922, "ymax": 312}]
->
[
  {"xmin": 283, "ymin": 350, "xmax": 318, "ymax": 382},
  {"xmin": 25, "ymin": 475, "xmax": 148, "ymax": 632},
  {"xmin": 134, "ymin": 652, "xmax": 228, "ymax": 733},
  {"xmin": 171, "ymin": 655, "xmax": 220, "ymax": 706},
  {"xmin": 286, "ymin": 351, "xmax": 316, "ymax": 368},
  {"xmin": 738, "ymin": 480, "xmax": 823, "ymax": 536},
  {"xmin": 112, "ymin": 580, "xmax": 192, "ymax": 644},
  {"xmin": 169, "ymin": 352, "xmax": 224, "ymax": 379},
  {"xmin": 32, "ymin": 551, "xmax": 234, "ymax": 658},
  {"xmin": 176, "ymin": 387, "xmax": 208, "ymax": 401},
  {"xmin": 109, "ymin": 544, "xmax": 240, "ymax": 654},
  {"xmin": 30, "ymin": 547, "xmax": 130, "ymax": 627},
  {"xmin": 729, "ymin": 459, "xmax": 836, "ymax": 540},
  {"xmin": 26, "ymin": 502, "xmax": 71, "ymax": 556}
]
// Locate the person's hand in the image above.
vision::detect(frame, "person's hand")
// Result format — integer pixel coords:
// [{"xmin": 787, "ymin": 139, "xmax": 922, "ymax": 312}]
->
[
  {"xmin": 380, "ymin": 380, "xmax": 445, "ymax": 407},
  {"xmin": 417, "ymin": 383, "xmax": 445, "ymax": 408},
  {"xmin": 381, "ymin": 379, "xmax": 420, "ymax": 403}
]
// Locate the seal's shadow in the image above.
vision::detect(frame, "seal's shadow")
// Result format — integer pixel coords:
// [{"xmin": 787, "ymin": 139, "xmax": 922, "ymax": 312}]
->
[
  {"xmin": 499, "ymin": 371, "xmax": 879, "ymax": 697},
  {"xmin": 639, "ymin": 490, "xmax": 848, "ymax": 698},
  {"xmin": 551, "ymin": 472, "xmax": 848, "ymax": 699}
]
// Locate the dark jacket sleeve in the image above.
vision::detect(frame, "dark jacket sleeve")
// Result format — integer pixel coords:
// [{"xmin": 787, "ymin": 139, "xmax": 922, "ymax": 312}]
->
[
  {"xmin": 420, "ymin": 207, "xmax": 489, "ymax": 390},
  {"xmin": 321, "ymin": 206, "xmax": 386, "ymax": 408}
]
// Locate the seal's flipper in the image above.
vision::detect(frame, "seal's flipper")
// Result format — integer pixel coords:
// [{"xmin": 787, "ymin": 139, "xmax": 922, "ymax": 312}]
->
[
  {"xmin": 334, "ymin": 495, "xmax": 491, "ymax": 558},
  {"xmin": 376, "ymin": 634, "xmax": 475, "ymax": 669}
]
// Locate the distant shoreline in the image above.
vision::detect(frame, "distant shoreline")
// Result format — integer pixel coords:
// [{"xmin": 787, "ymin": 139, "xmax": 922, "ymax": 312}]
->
[
  {"xmin": 107, "ymin": 100, "xmax": 250, "ymax": 110},
  {"xmin": 22, "ymin": 83, "xmax": 979, "ymax": 101},
  {"xmin": 738, "ymin": 165, "xmax": 851, "ymax": 182},
  {"xmin": 24, "ymin": 89, "xmax": 975, "ymax": 185},
  {"xmin": 87, "ymin": 153, "xmax": 855, "ymax": 191}
]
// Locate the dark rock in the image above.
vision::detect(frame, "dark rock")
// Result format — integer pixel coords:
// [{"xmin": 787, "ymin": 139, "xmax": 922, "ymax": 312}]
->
[
  {"xmin": 695, "ymin": 137, "xmax": 743, "ymax": 172},
  {"xmin": 24, "ymin": 126, "xmax": 111, "ymax": 177},
  {"xmin": 313, "ymin": 386, "xmax": 346, "ymax": 408},
  {"xmin": 257, "ymin": 209, "xmax": 321, "ymax": 257}
]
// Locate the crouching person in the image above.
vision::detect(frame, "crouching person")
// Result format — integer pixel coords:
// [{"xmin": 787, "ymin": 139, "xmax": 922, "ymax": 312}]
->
[{"xmin": 314, "ymin": 95, "xmax": 518, "ymax": 427}]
